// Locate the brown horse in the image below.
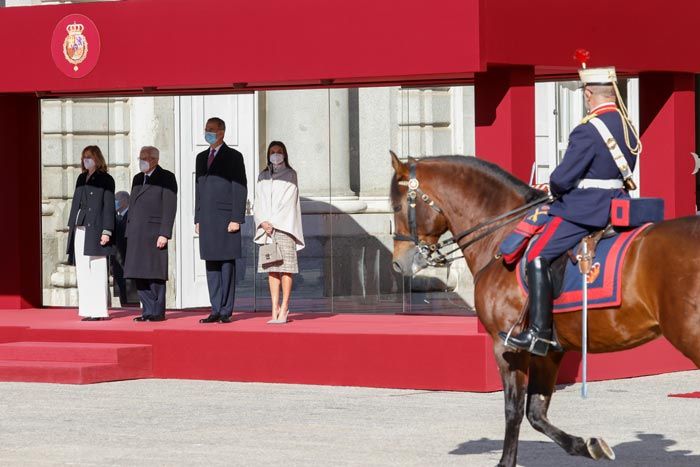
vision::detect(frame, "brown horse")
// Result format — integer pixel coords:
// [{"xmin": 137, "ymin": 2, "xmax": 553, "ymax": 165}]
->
[{"xmin": 390, "ymin": 153, "xmax": 700, "ymax": 467}]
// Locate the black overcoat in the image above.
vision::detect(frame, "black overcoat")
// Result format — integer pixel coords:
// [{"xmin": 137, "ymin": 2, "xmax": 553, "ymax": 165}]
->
[
  {"xmin": 195, "ymin": 143, "xmax": 248, "ymax": 260},
  {"xmin": 123, "ymin": 165, "xmax": 178, "ymax": 280},
  {"xmin": 66, "ymin": 170, "xmax": 116, "ymax": 263}
]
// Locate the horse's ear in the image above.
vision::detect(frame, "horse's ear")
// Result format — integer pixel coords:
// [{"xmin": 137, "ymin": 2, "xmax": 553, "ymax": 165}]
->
[{"xmin": 390, "ymin": 150, "xmax": 408, "ymax": 178}]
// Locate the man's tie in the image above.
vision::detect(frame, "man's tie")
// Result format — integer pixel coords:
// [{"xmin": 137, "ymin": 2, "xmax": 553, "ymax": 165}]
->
[
  {"xmin": 143, "ymin": 174, "xmax": 149, "ymax": 186},
  {"xmin": 207, "ymin": 148, "xmax": 216, "ymax": 169}
]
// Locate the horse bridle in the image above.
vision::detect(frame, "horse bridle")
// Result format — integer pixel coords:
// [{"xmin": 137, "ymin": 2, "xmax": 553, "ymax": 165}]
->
[{"xmin": 393, "ymin": 160, "xmax": 551, "ymax": 268}]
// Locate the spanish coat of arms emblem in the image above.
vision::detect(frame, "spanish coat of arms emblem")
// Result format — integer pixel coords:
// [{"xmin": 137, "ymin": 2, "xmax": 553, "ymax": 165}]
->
[{"xmin": 63, "ymin": 22, "xmax": 88, "ymax": 72}]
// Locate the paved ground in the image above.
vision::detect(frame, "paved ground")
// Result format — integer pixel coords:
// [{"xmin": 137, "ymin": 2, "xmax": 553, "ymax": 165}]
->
[{"xmin": 0, "ymin": 371, "xmax": 698, "ymax": 466}]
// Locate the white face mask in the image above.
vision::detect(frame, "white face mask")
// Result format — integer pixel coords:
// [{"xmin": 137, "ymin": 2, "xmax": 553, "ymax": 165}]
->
[
  {"xmin": 139, "ymin": 159, "xmax": 150, "ymax": 173},
  {"xmin": 83, "ymin": 158, "xmax": 95, "ymax": 170},
  {"xmin": 269, "ymin": 153, "xmax": 285, "ymax": 166}
]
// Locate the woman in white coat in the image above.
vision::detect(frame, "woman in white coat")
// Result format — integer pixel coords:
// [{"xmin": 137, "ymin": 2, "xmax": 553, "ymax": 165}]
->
[{"xmin": 254, "ymin": 141, "xmax": 305, "ymax": 323}]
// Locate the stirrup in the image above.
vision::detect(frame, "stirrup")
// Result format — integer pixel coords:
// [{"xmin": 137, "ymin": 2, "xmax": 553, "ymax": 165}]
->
[
  {"xmin": 528, "ymin": 335, "xmax": 554, "ymax": 357},
  {"xmin": 499, "ymin": 329, "xmax": 558, "ymax": 356},
  {"xmin": 549, "ymin": 327, "xmax": 564, "ymax": 352}
]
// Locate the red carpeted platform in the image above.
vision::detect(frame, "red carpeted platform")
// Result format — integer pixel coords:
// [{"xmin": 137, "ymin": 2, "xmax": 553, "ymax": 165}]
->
[
  {"xmin": 0, "ymin": 309, "xmax": 695, "ymax": 390},
  {"xmin": 0, "ymin": 341, "xmax": 152, "ymax": 384}
]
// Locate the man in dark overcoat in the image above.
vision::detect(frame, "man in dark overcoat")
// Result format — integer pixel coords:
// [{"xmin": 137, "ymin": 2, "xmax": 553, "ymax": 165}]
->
[
  {"xmin": 124, "ymin": 146, "xmax": 178, "ymax": 321},
  {"xmin": 195, "ymin": 117, "xmax": 248, "ymax": 324}
]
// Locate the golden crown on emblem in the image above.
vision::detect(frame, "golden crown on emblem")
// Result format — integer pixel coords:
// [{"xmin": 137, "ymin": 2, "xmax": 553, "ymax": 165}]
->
[{"xmin": 66, "ymin": 22, "xmax": 85, "ymax": 35}]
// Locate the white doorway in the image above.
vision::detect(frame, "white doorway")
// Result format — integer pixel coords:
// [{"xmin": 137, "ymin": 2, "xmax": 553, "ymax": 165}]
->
[
  {"xmin": 534, "ymin": 82, "xmax": 559, "ymax": 184},
  {"xmin": 534, "ymin": 81, "xmax": 585, "ymax": 184},
  {"xmin": 175, "ymin": 94, "xmax": 258, "ymax": 308}
]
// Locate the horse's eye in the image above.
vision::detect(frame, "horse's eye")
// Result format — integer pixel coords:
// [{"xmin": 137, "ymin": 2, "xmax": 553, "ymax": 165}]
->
[{"xmin": 392, "ymin": 205, "xmax": 402, "ymax": 213}]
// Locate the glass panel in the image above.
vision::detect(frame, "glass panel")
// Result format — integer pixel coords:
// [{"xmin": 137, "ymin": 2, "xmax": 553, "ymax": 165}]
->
[
  {"xmin": 41, "ymin": 96, "xmax": 179, "ymax": 308},
  {"xmin": 327, "ymin": 87, "xmax": 403, "ymax": 313},
  {"xmin": 321, "ymin": 85, "xmax": 476, "ymax": 315},
  {"xmin": 256, "ymin": 89, "xmax": 332, "ymax": 314},
  {"xmin": 395, "ymin": 86, "xmax": 476, "ymax": 315},
  {"xmin": 41, "ymin": 97, "xmax": 116, "ymax": 307},
  {"xmin": 40, "ymin": 85, "xmax": 478, "ymax": 315}
]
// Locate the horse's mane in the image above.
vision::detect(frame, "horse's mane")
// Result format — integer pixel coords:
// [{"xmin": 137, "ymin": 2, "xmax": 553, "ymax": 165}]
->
[{"xmin": 422, "ymin": 155, "xmax": 544, "ymax": 202}]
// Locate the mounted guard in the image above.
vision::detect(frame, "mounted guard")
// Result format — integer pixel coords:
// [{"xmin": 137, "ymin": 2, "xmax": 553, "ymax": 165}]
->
[{"xmin": 499, "ymin": 51, "xmax": 642, "ymax": 356}]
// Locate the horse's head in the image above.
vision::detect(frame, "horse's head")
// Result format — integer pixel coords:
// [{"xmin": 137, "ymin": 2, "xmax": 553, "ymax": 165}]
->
[
  {"xmin": 390, "ymin": 151, "xmax": 450, "ymax": 276},
  {"xmin": 390, "ymin": 152, "xmax": 545, "ymax": 277}
]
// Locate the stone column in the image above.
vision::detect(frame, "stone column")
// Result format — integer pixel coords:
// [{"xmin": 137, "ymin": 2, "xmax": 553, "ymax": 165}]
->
[{"xmin": 265, "ymin": 89, "xmax": 360, "ymax": 201}]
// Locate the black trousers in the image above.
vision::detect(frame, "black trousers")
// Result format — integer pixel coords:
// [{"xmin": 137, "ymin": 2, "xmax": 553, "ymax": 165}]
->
[
  {"xmin": 205, "ymin": 260, "xmax": 236, "ymax": 318},
  {"xmin": 113, "ymin": 270, "xmax": 139, "ymax": 305},
  {"xmin": 135, "ymin": 279, "xmax": 166, "ymax": 318}
]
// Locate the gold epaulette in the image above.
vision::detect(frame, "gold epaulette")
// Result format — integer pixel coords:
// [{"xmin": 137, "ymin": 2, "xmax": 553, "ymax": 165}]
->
[{"xmin": 580, "ymin": 114, "xmax": 597, "ymax": 125}]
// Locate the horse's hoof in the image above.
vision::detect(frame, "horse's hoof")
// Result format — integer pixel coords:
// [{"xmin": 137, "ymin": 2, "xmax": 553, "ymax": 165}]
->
[{"xmin": 586, "ymin": 437, "xmax": 616, "ymax": 460}]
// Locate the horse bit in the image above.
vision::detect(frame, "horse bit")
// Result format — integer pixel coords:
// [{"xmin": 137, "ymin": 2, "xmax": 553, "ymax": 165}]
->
[{"xmin": 393, "ymin": 160, "xmax": 551, "ymax": 269}]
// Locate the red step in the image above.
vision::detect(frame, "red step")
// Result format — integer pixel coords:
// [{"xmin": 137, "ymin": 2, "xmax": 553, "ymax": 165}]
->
[{"xmin": 0, "ymin": 342, "xmax": 152, "ymax": 384}]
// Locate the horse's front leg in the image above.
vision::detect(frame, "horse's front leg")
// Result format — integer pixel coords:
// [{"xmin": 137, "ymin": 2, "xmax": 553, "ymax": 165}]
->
[
  {"xmin": 526, "ymin": 353, "xmax": 615, "ymax": 461},
  {"xmin": 494, "ymin": 342, "xmax": 529, "ymax": 467}
]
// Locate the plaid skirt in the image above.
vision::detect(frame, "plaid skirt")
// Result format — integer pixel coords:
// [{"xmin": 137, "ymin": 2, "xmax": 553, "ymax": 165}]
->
[{"xmin": 258, "ymin": 229, "xmax": 299, "ymax": 273}]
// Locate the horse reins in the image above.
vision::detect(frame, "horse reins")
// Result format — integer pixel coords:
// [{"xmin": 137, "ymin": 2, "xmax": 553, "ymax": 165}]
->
[{"xmin": 393, "ymin": 160, "xmax": 551, "ymax": 268}]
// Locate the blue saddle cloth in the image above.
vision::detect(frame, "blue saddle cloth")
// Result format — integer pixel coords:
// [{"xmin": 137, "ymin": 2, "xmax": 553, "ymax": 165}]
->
[{"xmin": 516, "ymin": 224, "xmax": 652, "ymax": 313}]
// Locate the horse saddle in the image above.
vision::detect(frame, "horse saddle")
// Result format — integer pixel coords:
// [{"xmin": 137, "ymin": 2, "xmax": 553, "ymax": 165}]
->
[
  {"xmin": 500, "ymin": 202, "xmax": 659, "ymax": 312},
  {"xmin": 515, "ymin": 224, "xmax": 652, "ymax": 313},
  {"xmin": 501, "ymin": 197, "xmax": 663, "ymax": 262}
]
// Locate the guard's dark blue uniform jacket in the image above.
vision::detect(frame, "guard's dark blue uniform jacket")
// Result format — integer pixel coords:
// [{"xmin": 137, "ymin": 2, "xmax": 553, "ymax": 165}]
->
[
  {"xmin": 548, "ymin": 105, "xmax": 637, "ymax": 228},
  {"xmin": 526, "ymin": 104, "xmax": 638, "ymax": 263}
]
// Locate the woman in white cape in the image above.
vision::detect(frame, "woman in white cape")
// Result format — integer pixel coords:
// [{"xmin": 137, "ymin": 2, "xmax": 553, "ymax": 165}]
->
[{"xmin": 254, "ymin": 141, "xmax": 305, "ymax": 324}]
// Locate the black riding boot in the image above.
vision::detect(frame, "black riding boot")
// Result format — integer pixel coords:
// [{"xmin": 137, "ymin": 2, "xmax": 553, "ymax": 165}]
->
[{"xmin": 499, "ymin": 256, "xmax": 562, "ymax": 356}]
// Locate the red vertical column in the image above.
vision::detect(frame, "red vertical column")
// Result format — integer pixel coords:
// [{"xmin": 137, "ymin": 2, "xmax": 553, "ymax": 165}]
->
[
  {"xmin": 475, "ymin": 66, "xmax": 535, "ymax": 182},
  {"xmin": 639, "ymin": 73, "xmax": 696, "ymax": 218},
  {"xmin": 0, "ymin": 95, "xmax": 41, "ymax": 309}
]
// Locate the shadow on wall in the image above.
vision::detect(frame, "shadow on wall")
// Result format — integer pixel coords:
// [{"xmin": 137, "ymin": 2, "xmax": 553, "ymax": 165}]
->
[{"xmin": 237, "ymin": 197, "xmax": 474, "ymax": 314}]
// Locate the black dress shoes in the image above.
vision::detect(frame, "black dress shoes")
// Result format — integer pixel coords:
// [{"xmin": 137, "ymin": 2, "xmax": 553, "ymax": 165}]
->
[
  {"xmin": 134, "ymin": 315, "xmax": 166, "ymax": 322},
  {"xmin": 199, "ymin": 314, "xmax": 220, "ymax": 323},
  {"xmin": 219, "ymin": 316, "xmax": 233, "ymax": 324}
]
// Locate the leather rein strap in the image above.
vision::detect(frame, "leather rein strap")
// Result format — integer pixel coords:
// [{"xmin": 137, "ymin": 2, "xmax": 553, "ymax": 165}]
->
[{"xmin": 394, "ymin": 160, "xmax": 550, "ymax": 267}]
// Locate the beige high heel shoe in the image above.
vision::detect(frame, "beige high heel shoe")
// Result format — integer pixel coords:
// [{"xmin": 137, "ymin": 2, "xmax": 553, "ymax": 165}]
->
[
  {"xmin": 267, "ymin": 307, "xmax": 281, "ymax": 324},
  {"xmin": 276, "ymin": 308, "xmax": 289, "ymax": 324}
]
